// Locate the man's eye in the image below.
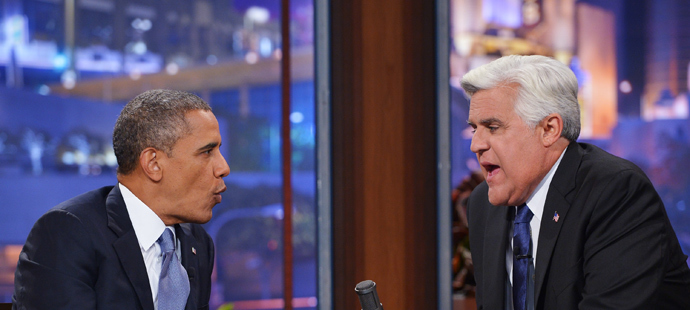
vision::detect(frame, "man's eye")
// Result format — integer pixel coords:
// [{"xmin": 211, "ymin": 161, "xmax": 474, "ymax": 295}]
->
[{"xmin": 489, "ymin": 126, "xmax": 498, "ymax": 132}]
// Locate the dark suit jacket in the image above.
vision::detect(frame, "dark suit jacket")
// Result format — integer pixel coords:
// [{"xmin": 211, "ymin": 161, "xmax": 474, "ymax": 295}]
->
[
  {"xmin": 12, "ymin": 186, "xmax": 215, "ymax": 310},
  {"xmin": 468, "ymin": 142, "xmax": 690, "ymax": 310}
]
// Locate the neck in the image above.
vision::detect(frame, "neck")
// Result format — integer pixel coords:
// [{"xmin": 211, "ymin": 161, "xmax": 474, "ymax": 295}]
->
[
  {"xmin": 548, "ymin": 138, "xmax": 570, "ymax": 162},
  {"xmin": 118, "ymin": 172, "xmax": 174, "ymax": 225}
]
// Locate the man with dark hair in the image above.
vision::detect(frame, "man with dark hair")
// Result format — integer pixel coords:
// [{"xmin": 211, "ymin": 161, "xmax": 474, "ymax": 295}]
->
[
  {"xmin": 463, "ymin": 55, "xmax": 690, "ymax": 310},
  {"xmin": 13, "ymin": 89, "xmax": 230, "ymax": 310}
]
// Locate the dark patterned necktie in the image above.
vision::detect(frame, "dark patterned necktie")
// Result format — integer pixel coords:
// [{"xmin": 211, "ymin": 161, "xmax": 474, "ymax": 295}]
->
[
  {"xmin": 157, "ymin": 228, "xmax": 190, "ymax": 310},
  {"xmin": 513, "ymin": 204, "xmax": 533, "ymax": 310}
]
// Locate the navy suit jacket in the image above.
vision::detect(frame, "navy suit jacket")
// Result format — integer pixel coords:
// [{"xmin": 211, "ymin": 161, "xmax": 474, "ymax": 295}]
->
[
  {"xmin": 468, "ymin": 142, "xmax": 690, "ymax": 309},
  {"xmin": 12, "ymin": 186, "xmax": 214, "ymax": 310}
]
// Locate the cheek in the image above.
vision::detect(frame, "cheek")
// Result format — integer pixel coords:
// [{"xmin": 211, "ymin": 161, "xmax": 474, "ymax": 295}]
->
[
  {"xmin": 186, "ymin": 164, "xmax": 208, "ymax": 183},
  {"xmin": 509, "ymin": 141, "xmax": 544, "ymax": 188},
  {"xmin": 496, "ymin": 140, "xmax": 529, "ymax": 181}
]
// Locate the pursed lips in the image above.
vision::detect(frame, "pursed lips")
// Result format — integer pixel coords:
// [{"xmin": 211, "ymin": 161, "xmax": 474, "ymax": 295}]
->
[
  {"xmin": 214, "ymin": 185, "xmax": 227, "ymax": 195},
  {"xmin": 213, "ymin": 185, "xmax": 227, "ymax": 203}
]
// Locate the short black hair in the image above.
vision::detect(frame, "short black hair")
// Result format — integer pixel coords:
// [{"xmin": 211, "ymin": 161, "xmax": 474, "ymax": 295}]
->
[{"xmin": 113, "ymin": 89, "xmax": 211, "ymax": 175}]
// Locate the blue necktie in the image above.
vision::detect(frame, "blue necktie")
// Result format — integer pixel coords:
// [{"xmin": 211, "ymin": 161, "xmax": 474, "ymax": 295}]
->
[
  {"xmin": 513, "ymin": 204, "xmax": 533, "ymax": 310},
  {"xmin": 157, "ymin": 228, "xmax": 190, "ymax": 310}
]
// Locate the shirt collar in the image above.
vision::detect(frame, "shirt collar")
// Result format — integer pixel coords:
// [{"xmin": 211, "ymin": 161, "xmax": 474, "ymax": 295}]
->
[
  {"xmin": 119, "ymin": 183, "xmax": 168, "ymax": 252},
  {"xmin": 524, "ymin": 146, "xmax": 568, "ymax": 220}
]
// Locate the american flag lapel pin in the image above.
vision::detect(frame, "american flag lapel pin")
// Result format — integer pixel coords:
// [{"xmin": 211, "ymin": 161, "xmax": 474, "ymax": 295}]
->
[
  {"xmin": 192, "ymin": 247, "xmax": 197, "ymax": 255},
  {"xmin": 553, "ymin": 211, "xmax": 560, "ymax": 223}
]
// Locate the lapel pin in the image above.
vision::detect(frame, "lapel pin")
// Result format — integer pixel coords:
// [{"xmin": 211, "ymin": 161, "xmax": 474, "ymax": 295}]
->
[
  {"xmin": 553, "ymin": 211, "xmax": 560, "ymax": 223},
  {"xmin": 192, "ymin": 247, "xmax": 197, "ymax": 255}
]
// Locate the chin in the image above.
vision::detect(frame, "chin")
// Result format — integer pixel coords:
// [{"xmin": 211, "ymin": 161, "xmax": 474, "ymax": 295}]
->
[
  {"xmin": 487, "ymin": 190, "xmax": 509, "ymax": 206},
  {"xmin": 187, "ymin": 212, "xmax": 213, "ymax": 224},
  {"xmin": 488, "ymin": 198, "xmax": 509, "ymax": 207},
  {"xmin": 198, "ymin": 213, "xmax": 213, "ymax": 224}
]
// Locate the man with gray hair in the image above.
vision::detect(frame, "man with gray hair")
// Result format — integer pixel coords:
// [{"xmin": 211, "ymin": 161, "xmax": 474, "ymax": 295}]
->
[
  {"xmin": 13, "ymin": 89, "xmax": 230, "ymax": 310},
  {"xmin": 463, "ymin": 55, "xmax": 690, "ymax": 310}
]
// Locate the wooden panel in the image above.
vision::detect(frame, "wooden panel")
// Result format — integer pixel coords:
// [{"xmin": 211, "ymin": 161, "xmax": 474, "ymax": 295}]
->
[
  {"xmin": 331, "ymin": 0, "xmax": 438, "ymax": 309},
  {"xmin": 332, "ymin": 0, "xmax": 364, "ymax": 309}
]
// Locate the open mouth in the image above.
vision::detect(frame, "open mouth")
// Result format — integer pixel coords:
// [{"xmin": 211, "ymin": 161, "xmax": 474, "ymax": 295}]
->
[{"xmin": 483, "ymin": 164, "xmax": 500, "ymax": 178}]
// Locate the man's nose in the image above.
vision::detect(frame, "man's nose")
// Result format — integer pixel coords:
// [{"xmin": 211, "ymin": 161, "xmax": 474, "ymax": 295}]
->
[
  {"xmin": 216, "ymin": 152, "xmax": 230, "ymax": 178},
  {"xmin": 470, "ymin": 129, "xmax": 488, "ymax": 154}
]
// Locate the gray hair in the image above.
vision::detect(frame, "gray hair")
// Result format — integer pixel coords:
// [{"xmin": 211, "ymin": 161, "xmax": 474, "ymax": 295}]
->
[
  {"xmin": 113, "ymin": 89, "xmax": 212, "ymax": 175},
  {"xmin": 460, "ymin": 55, "xmax": 581, "ymax": 141}
]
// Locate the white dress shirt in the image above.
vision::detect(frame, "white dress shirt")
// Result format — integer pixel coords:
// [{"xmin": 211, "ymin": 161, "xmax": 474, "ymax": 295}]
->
[
  {"xmin": 119, "ymin": 183, "xmax": 183, "ymax": 310},
  {"xmin": 505, "ymin": 147, "xmax": 567, "ymax": 310}
]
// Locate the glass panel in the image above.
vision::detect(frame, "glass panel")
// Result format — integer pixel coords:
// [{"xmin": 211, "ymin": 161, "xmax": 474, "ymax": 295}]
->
[
  {"xmin": 449, "ymin": 0, "xmax": 690, "ymax": 308},
  {"xmin": 0, "ymin": 0, "xmax": 316, "ymax": 308}
]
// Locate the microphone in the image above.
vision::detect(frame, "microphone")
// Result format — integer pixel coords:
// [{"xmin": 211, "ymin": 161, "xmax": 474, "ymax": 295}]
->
[{"xmin": 355, "ymin": 280, "xmax": 384, "ymax": 310}]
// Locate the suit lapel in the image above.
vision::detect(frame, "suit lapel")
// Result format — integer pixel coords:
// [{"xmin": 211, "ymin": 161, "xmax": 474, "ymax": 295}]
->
[
  {"xmin": 534, "ymin": 142, "xmax": 581, "ymax": 305},
  {"xmin": 106, "ymin": 186, "xmax": 155, "ymax": 310},
  {"xmin": 176, "ymin": 223, "xmax": 200, "ymax": 310},
  {"xmin": 483, "ymin": 204, "xmax": 513, "ymax": 309}
]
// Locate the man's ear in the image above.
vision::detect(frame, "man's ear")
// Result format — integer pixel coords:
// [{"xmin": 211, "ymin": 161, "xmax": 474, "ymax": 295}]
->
[
  {"xmin": 140, "ymin": 147, "xmax": 162, "ymax": 182},
  {"xmin": 540, "ymin": 113, "xmax": 564, "ymax": 147}
]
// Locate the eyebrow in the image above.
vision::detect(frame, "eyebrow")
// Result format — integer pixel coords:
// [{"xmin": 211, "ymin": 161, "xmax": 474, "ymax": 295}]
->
[
  {"xmin": 197, "ymin": 142, "xmax": 220, "ymax": 152},
  {"xmin": 467, "ymin": 117, "xmax": 504, "ymax": 127}
]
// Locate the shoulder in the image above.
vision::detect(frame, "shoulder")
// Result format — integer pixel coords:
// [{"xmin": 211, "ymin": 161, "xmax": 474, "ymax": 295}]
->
[
  {"xmin": 24, "ymin": 187, "xmax": 117, "ymax": 246},
  {"xmin": 569, "ymin": 143, "xmax": 664, "ymax": 227},
  {"xmin": 51, "ymin": 186, "xmax": 115, "ymax": 216},
  {"xmin": 19, "ymin": 189, "xmax": 118, "ymax": 270},
  {"xmin": 33, "ymin": 186, "xmax": 115, "ymax": 229},
  {"xmin": 575, "ymin": 143, "xmax": 651, "ymax": 187},
  {"xmin": 578, "ymin": 143, "xmax": 646, "ymax": 174}
]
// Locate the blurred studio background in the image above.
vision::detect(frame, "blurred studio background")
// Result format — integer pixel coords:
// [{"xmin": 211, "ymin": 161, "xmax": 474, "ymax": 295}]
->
[
  {"xmin": 448, "ymin": 3, "xmax": 690, "ymax": 308},
  {"xmin": 0, "ymin": 0, "xmax": 317, "ymax": 309},
  {"xmin": 0, "ymin": 0, "xmax": 687, "ymax": 309}
]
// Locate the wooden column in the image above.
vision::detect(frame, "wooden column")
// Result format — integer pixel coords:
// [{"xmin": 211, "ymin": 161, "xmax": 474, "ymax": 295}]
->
[{"xmin": 331, "ymin": 0, "xmax": 438, "ymax": 309}]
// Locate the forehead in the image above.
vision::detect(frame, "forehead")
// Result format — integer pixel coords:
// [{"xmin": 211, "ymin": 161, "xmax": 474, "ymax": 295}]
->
[
  {"xmin": 173, "ymin": 110, "xmax": 221, "ymax": 147},
  {"xmin": 468, "ymin": 86, "xmax": 519, "ymax": 121},
  {"xmin": 184, "ymin": 109, "xmax": 218, "ymax": 132}
]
